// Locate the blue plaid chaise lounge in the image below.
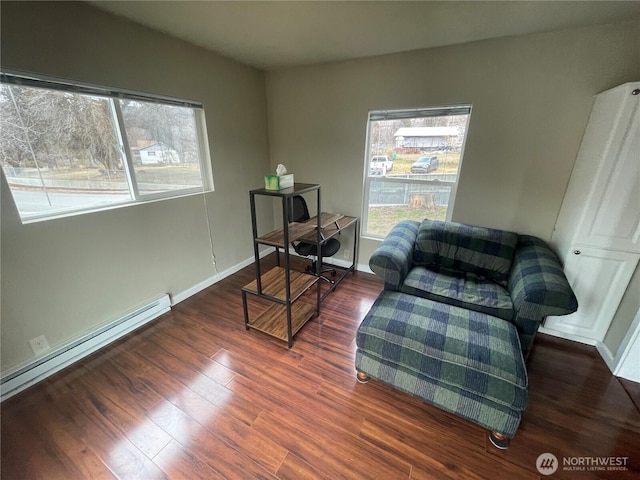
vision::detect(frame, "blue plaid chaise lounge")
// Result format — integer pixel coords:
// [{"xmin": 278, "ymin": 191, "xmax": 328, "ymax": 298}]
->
[{"xmin": 355, "ymin": 219, "xmax": 577, "ymax": 448}]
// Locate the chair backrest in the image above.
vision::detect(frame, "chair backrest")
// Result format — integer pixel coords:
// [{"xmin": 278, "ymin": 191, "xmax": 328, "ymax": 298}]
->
[{"xmin": 289, "ymin": 195, "xmax": 310, "ymax": 223}]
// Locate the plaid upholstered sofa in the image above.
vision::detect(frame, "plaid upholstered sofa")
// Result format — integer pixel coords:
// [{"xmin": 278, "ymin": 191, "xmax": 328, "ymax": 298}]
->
[{"xmin": 355, "ymin": 219, "xmax": 577, "ymax": 448}]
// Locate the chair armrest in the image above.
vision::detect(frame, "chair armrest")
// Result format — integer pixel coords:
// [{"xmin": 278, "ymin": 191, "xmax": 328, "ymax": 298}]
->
[
  {"xmin": 369, "ymin": 220, "xmax": 420, "ymax": 290},
  {"xmin": 508, "ymin": 235, "xmax": 578, "ymax": 360}
]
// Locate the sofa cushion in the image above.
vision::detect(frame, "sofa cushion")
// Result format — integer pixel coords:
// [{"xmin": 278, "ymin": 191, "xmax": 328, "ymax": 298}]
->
[
  {"xmin": 414, "ymin": 219, "xmax": 519, "ymax": 285},
  {"xmin": 355, "ymin": 291, "xmax": 528, "ymax": 412},
  {"xmin": 401, "ymin": 267, "xmax": 514, "ymax": 321}
]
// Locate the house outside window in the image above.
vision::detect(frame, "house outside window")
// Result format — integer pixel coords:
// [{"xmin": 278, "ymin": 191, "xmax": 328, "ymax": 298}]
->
[
  {"xmin": 0, "ymin": 72, "xmax": 213, "ymax": 223},
  {"xmin": 362, "ymin": 106, "xmax": 472, "ymax": 238}
]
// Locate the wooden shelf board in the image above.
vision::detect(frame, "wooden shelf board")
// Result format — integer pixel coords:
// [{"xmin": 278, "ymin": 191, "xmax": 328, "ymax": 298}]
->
[
  {"xmin": 255, "ymin": 213, "xmax": 347, "ymax": 248},
  {"xmin": 298, "ymin": 215, "xmax": 357, "ymax": 242},
  {"xmin": 243, "ymin": 267, "xmax": 317, "ymax": 301},
  {"xmin": 317, "ymin": 212, "xmax": 344, "ymax": 228},
  {"xmin": 256, "ymin": 222, "xmax": 317, "ymax": 247},
  {"xmin": 247, "ymin": 301, "xmax": 317, "ymax": 341}
]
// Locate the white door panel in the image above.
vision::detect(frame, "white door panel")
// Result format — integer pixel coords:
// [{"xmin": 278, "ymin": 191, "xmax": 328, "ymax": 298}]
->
[
  {"xmin": 577, "ymin": 96, "xmax": 640, "ymax": 253},
  {"xmin": 545, "ymin": 247, "xmax": 639, "ymax": 341}
]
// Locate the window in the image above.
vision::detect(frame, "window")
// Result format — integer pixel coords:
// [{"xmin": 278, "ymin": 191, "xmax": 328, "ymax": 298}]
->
[
  {"xmin": 0, "ymin": 72, "xmax": 212, "ymax": 222},
  {"xmin": 362, "ymin": 106, "xmax": 471, "ymax": 238}
]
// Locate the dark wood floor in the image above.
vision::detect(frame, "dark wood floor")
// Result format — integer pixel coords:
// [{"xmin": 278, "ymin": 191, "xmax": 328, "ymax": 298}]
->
[{"xmin": 2, "ymin": 254, "xmax": 639, "ymax": 479}]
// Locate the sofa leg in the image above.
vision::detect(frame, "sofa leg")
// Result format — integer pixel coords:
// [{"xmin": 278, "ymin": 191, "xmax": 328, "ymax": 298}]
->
[
  {"xmin": 488, "ymin": 431, "xmax": 511, "ymax": 450},
  {"xmin": 356, "ymin": 371, "xmax": 370, "ymax": 383}
]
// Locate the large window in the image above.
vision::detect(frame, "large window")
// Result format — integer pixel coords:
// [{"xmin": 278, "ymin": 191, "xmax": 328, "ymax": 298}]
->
[
  {"xmin": 0, "ymin": 73, "xmax": 212, "ymax": 222},
  {"xmin": 362, "ymin": 106, "xmax": 471, "ymax": 238}
]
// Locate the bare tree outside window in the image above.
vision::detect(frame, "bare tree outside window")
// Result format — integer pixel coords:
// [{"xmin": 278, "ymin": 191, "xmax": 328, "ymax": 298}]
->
[
  {"xmin": 120, "ymin": 100, "xmax": 204, "ymax": 195},
  {"xmin": 0, "ymin": 76, "xmax": 211, "ymax": 222}
]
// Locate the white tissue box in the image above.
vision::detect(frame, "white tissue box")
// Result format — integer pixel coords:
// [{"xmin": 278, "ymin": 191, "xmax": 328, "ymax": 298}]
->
[{"xmin": 264, "ymin": 174, "xmax": 294, "ymax": 190}]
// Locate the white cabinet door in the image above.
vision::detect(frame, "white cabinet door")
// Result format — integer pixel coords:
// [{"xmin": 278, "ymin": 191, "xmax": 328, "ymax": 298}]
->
[
  {"xmin": 545, "ymin": 247, "xmax": 640, "ymax": 341},
  {"xmin": 575, "ymin": 89, "xmax": 640, "ymax": 253}
]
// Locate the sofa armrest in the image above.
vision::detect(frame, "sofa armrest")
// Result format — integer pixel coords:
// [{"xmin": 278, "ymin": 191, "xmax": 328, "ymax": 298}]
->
[
  {"xmin": 369, "ymin": 220, "xmax": 420, "ymax": 290},
  {"xmin": 508, "ymin": 235, "xmax": 578, "ymax": 360}
]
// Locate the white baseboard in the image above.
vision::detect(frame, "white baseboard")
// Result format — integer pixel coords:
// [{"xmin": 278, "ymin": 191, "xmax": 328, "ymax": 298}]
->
[
  {"xmin": 357, "ymin": 263, "xmax": 374, "ymax": 274},
  {"xmin": 1, "ymin": 295, "xmax": 171, "ymax": 402},
  {"xmin": 611, "ymin": 309, "xmax": 640, "ymax": 382},
  {"xmin": 538, "ymin": 326, "xmax": 598, "ymax": 346},
  {"xmin": 170, "ymin": 248, "xmax": 273, "ymax": 305},
  {"xmin": 596, "ymin": 334, "xmax": 640, "ymax": 382},
  {"xmin": 596, "ymin": 341, "xmax": 617, "ymax": 373},
  {"xmin": 541, "ymin": 324, "xmax": 640, "ymax": 382},
  {"xmin": 286, "ymin": 246, "xmax": 373, "ymax": 274}
]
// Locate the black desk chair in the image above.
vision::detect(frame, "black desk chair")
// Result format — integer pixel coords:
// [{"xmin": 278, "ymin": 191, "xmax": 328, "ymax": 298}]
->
[{"xmin": 288, "ymin": 195, "xmax": 340, "ymax": 284}]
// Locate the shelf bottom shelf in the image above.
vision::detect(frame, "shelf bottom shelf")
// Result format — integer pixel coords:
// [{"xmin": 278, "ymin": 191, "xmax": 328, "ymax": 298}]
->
[{"xmin": 247, "ymin": 301, "xmax": 317, "ymax": 342}]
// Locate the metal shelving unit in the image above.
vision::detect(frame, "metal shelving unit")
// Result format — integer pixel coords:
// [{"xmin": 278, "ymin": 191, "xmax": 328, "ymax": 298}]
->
[{"xmin": 241, "ymin": 183, "xmax": 322, "ymax": 348}]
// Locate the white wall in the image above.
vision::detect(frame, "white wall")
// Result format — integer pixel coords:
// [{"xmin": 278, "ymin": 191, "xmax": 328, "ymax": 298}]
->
[
  {"xmin": 1, "ymin": 2, "xmax": 272, "ymax": 371},
  {"xmin": 266, "ymin": 20, "xmax": 640, "ymax": 267}
]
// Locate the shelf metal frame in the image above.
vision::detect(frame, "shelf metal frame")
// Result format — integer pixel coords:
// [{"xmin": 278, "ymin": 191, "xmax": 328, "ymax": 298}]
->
[{"xmin": 243, "ymin": 183, "xmax": 322, "ymax": 348}]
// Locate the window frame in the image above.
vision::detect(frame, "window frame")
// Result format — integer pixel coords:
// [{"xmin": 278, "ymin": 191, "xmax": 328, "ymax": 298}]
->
[
  {"xmin": 1, "ymin": 70, "xmax": 214, "ymax": 223},
  {"xmin": 361, "ymin": 105, "xmax": 472, "ymax": 239}
]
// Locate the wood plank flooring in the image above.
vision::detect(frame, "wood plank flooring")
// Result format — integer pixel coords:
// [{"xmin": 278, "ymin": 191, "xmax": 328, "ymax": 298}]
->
[{"xmin": 2, "ymin": 254, "xmax": 639, "ymax": 479}]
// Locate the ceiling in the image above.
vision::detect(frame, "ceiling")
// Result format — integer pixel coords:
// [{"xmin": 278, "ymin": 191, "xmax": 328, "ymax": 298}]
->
[{"xmin": 89, "ymin": 1, "xmax": 640, "ymax": 70}]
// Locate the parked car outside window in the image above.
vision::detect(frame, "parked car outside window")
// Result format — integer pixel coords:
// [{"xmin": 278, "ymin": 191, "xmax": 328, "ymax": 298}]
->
[
  {"xmin": 371, "ymin": 155, "xmax": 393, "ymax": 172},
  {"xmin": 369, "ymin": 163, "xmax": 386, "ymax": 176},
  {"xmin": 410, "ymin": 156, "xmax": 439, "ymax": 174}
]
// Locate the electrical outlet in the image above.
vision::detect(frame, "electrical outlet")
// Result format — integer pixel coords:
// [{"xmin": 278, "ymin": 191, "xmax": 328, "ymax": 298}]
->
[
  {"xmin": 29, "ymin": 335, "xmax": 50, "ymax": 355},
  {"xmin": 343, "ymin": 249, "xmax": 351, "ymax": 259}
]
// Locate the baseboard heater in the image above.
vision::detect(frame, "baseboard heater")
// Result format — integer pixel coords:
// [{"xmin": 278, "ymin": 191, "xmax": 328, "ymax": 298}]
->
[{"xmin": 0, "ymin": 294, "xmax": 171, "ymax": 402}]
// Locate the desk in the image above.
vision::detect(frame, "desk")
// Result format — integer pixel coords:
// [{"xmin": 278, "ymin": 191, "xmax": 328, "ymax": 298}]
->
[{"xmin": 277, "ymin": 213, "xmax": 359, "ymax": 301}]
